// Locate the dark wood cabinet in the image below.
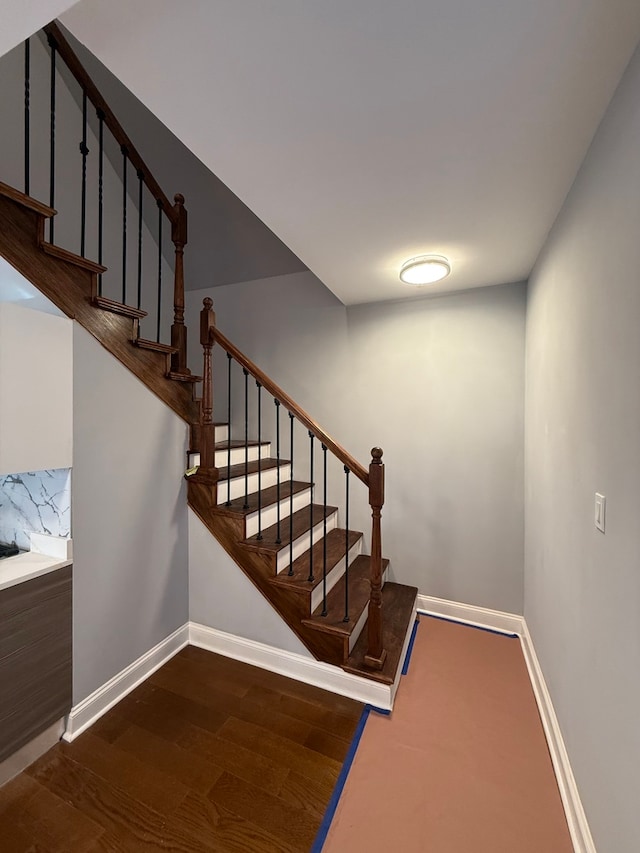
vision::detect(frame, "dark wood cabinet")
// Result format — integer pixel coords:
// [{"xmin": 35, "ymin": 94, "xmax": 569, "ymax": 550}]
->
[{"xmin": 0, "ymin": 565, "xmax": 72, "ymax": 763}]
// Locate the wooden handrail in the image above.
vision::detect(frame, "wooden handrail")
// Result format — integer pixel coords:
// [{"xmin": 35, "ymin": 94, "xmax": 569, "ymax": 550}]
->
[
  {"xmin": 43, "ymin": 22, "xmax": 176, "ymax": 223},
  {"xmin": 213, "ymin": 326, "xmax": 369, "ymax": 486}
]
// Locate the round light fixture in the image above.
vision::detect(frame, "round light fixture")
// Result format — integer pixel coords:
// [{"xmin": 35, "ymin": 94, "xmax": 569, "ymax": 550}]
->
[{"xmin": 400, "ymin": 254, "xmax": 451, "ymax": 285}]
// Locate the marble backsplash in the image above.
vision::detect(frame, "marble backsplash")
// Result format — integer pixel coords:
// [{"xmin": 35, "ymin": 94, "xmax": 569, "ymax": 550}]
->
[{"xmin": 0, "ymin": 469, "xmax": 71, "ymax": 550}]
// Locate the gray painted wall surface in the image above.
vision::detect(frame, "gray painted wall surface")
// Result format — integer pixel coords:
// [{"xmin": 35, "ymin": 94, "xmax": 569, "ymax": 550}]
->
[
  {"xmin": 72, "ymin": 324, "xmax": 189, "ymax": 704},
  {"xmin": 187, "ymin": 273, "xmax": 526, "ymax": 615},
  {"xmin": 63, "ymin": 27, "xmax": 307, "ymax": 290},
  {"xmin": 189, "ymin": 510, "xmax": 311, "ymax": 656},
  {"xmin": 525, "ymin": 45, "xmax": 640, "ymax": 853}
]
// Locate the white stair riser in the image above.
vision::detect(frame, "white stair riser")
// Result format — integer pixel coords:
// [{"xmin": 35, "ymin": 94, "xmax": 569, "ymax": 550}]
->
[
  {"xmin": 190, "ymin": 443, "xmax": 272, "ymax": 469},
  {"xmin": 216, "ymin": 465, "xmax": 292, "ymax": 504},
  {"xmin": 245, "ymin": 488, "xmax": 312, "ymax": 538},
  {"xmin": 309, "ymin": 539, "xmax": 363, "ymax": 613},
  {"xmin": 214, "ymin": 425, "xmax": 229, "ymax": 443},
  {"xmin": 276, "ymin": 511, "xmax": 338, "ymax": 573},
  {"xmin": 348, "ymin": 566, "xmax": 389, "ymax": 654}
]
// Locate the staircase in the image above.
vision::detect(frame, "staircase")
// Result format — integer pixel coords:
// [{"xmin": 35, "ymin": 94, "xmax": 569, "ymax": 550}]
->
[
  {"xmin": 0, "ymin": 21, "xmax": 418, "ymax": 696},
  {"xmin": 187, "ymin": 425, "xmax": 416, "ymax": 683}
]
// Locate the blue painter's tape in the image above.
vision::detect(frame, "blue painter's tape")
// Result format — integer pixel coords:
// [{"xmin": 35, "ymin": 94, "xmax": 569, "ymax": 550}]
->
[
  {"xmin": 418, "ymin": 611, "xmax": 519, "ymax": 638},
  {"xmin": 402, "ymin": 618, "xmax": 420, "ymax": 675},
  {"xmin": 311, "ymin": 704, "xmax": 373, "ymax": 852}
]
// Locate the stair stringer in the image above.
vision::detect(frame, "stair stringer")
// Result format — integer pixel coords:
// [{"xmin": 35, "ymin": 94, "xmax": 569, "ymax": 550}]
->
[
  {"xmin": 0, "ymin": 185, "xmax": 199, "ymax": 426},
  {"xmin": 187, "ymin": 479, "xmax": 350, "ymax": 667}
]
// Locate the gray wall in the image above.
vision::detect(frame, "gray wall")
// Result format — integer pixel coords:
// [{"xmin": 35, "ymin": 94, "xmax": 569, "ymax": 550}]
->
[
  {"xmin": 187, "ymin": 272, "xmax": 526, "ymax": 616},
  {"xmin": 72, "ymin": 324, "xmax": 189, "ymax": 703},
  {"xmin": 525, "ymin": 44, "xmax": 640, "ymax": 853},
  {"xmin": 189, "ymin": 510, "xmax": 311, "ymax": 656}
]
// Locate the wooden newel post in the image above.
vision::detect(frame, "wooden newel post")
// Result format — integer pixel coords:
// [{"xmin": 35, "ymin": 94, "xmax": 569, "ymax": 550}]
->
[
  {"xmin": 365, "ymin": 447, "xmax": 387, "ymax": 670},
  {"xmin": 170, "ymin": 193, "xmax": 189, "ymax": 375},
  {"xmin": 194, "ymin": 298, "xmax": 218, "ymax": 486}
]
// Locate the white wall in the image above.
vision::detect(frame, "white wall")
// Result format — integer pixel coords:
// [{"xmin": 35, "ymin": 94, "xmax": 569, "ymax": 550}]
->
[
  {"xmin": 187, "ymin": 272, "xmax": 526, "ymax": 616},
  {"xmin": 525, "ymin": 44, "xmax": 640, "ymax": 853},
  {"xmin": 0, "ymin": 301, "xmax": 72, "ymax": 474},
  {"xmin": 72, "ymin": 324, "xmax": 189, "ymax": 703}
]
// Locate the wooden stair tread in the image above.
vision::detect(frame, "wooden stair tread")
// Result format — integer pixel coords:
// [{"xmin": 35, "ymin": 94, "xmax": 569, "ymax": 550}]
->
[
  {"xmin": 302, "ymin": 555, "xmax": 390, "ymax": 637},
  {"xmin": 241, "ymin": 504, "xmax": 338, "ymax": 553},
  {"xmin": 212, "ymin": 480, "xmax": 311, "ymax": 518},
  {"xmin": 342, "ymin": 583, "xmax": 418, "ymax": 685},
  {"xmin": 93, "ymin": 295, "xmax": 147, "ymax": 320},
  {"xmin": 167, "ymin": 371, "xmax": 202, "ymax": 382},
  {"xmin": 134, "ymin": 337, "xmax": 177, "ymax": 354},
  {"xmin": 0, "ymin": 181, "xmax": 56, "ymax": 217},
  {"xmin": 215, "ymin": 439, "xmax": 270, "ymax": 450},
  {"xmin": 215, "ymin": 457, "xmax": 290, "ymax": 483},
  {"xmin": 269, "ymin": 529, "xmax": 362, "ymax": 595},
  {"xmin": 40, "ymin": 242, "xmax": 107, "ymax": 273}
]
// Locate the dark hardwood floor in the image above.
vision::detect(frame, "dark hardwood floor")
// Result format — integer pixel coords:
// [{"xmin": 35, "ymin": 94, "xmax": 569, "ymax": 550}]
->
[{"xmin": 0, "ymin": 646, "xmax": 363, "ymax": 852}]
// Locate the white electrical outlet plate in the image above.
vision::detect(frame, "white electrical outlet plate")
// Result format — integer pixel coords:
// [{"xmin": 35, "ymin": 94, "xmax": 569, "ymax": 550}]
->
[{"xmin": 595, "ymin": 493, "xmax": 606, "ymax": 533}]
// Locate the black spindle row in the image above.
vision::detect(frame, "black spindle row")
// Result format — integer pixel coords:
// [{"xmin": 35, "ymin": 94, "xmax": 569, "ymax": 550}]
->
[
  {"xmin": 20, "ymin": 32, "xmax": 173, "ymax": 343},
  {"xmin": 219, "ymin": 352, "xmax": 359, "ymax": 622}
]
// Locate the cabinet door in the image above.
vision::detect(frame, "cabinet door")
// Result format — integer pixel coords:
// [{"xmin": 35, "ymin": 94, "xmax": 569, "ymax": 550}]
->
[{"xmin": 0, "ymin": 566, "xmax": 72, "ymax": 762}]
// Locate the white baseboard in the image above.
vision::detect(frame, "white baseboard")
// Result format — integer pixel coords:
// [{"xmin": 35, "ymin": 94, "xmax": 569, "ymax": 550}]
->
[
  {"xmin": 189, "ymin": 622, "xmax": 393, "ymax": 710},
  {"xmin": 64, "ymin": 624, "xmax": 189, "ymax": 742},
  {"xmin": 417, "ymin": 594, "xmax": 594, "ymax": 853},
  {"xmin": 520, "ymin": 622, "xmax": 596, "ymax": 853},
  {"xmin": 417, "ymin": 593, "xmax": 524, "ymax": 635}
]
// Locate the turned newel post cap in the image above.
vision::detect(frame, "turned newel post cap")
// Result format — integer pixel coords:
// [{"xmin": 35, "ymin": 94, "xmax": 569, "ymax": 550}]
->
[
  {"xmin": 203, "ymin": 297, "xmax": 213, "ymax": 310},
  {"xmin": 371, "ymin": 447, "xmax": 383, "ymax": 464},
  {"xmin": 174, "ymin": 193, "xmax": 185, "ymax": 206}
]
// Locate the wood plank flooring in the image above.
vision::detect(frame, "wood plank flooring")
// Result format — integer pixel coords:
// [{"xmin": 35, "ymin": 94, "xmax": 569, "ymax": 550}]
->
[{"xmin": 0, "ymin": 646, "xmax": 363, "ymax": 852}]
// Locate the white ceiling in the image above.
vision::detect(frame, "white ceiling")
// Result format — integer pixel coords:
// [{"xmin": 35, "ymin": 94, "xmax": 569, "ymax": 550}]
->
[
  {"xmin": 0, "ymin": 0, "xmax": 79, "ymax": 57},
  {"xmin": 54, "ymin": 1, "xmax": 640, "ymax": 304}
]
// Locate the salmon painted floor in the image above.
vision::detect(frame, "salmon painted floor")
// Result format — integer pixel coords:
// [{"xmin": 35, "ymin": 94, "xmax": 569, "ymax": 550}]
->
[{"xmin": 320, "ymin": 616, "xmax": 573, "ymax": 853}]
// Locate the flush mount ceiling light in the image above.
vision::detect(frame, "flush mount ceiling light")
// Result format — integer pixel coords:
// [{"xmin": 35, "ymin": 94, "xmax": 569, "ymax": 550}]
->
[{"xmin": 399, "ymin": 254, "xmax": 451, "ymax": 285}]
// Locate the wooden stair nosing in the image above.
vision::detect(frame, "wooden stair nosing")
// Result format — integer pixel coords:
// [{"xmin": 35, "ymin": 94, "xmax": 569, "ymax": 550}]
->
[
  {"xmin": 241, "ymin": 504, "xmax": 338, "ymax": 554},
  {"xmin": 93, "ymin": 295, "xmax": 147, "ymax": 320},
  {"xmin": 302, "ymin": 556, "xmax": 389, "ymax": 638},
  {"xmin": 269, "ymin": 528, "xmax": 363, "ymax": 595},
  {"xmin": 168, "ymin": 371, "xmax": 203, "ymax": 383},
  {"xmin": 134, "ymin": 337, "xmax": 177, "ymax": 355},
  {"xmin": 40, "ymin": 241, "xmax": 107, "ymax": 274},
  {"xmin": 214, "ymin": 457, "xmax": 291, "ymax": 484},
  {"xmin": 0, "ymin": 181, "xmax": 56, "ymax": 218},
  {"xmin": 211, "ymin": 480, "xmax": 311, "ymax": 519},
  {"xmin": 342, "ymin": 583, "xmax": 418, "ymax": 685},
  {"xmin": 215, "ymin": 439, "xmax": 271, "ymax": 451}
]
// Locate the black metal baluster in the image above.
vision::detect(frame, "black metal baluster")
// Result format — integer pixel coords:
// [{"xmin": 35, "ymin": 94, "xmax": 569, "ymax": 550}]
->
[
  {"xmin": 321, "ymin": 444, "xmax": 328, "ymax": 615},
  {"xmin": 288, "ymin": 412, "xmax": 294, "ymax": 575},
  {"xmin": 24, "ymin": 38, "xmax": 30, "ymax": 196},
  {"xmin": 243, "ymin": 369, "xmax": 250, "ymax": 509},
  {"xmin": 275, "ymin": 400, "xmax": 281, "ymax": 543},
  {"xmin": 156, "ymin": 200, "xmax": 162, "ymax": 341},
  {"xmin": 256, "ymin": 382, "xmax": 263, "ymax": 539},
  {"xmin": 137, "ymin": 171, "xmax": 144, "ymax": 309},
  {"xmin": 97, "ymin": 109, "xmax": 104, "ymax": 295},
  {"xmin": 121, "ymin": 146, "xmax": 128, "ymax": 303},
  {"xmin": 48, "ymin": 34, "xmax": 56, "ymax": 242},
  {"xmin": 343, "ymin": 466, "xmax": 351, "ymax": 622},
  {"xmin": 308, "ymin": 432, "xmax": 315, "ymax": 583},
  {"xmin": 79, "ymin": 92, "xmax": 88, "ymax": 257},
  {"xmin": 225, "ymin": 353, "xmax": 232, "ymax": 505}
]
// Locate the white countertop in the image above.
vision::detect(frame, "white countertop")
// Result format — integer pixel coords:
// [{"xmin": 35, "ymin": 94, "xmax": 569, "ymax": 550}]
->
[{"xmin": 0, "ymin": 536, "xmax": 72, "ymax": 591}]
